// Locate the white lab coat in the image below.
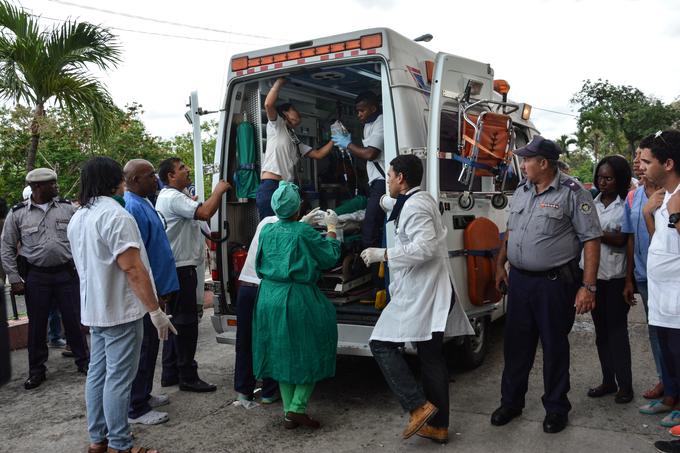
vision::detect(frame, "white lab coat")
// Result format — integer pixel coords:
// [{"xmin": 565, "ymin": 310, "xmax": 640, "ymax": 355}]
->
[{"xmin": 370, "ymin": 187, "xmax": 474, "ymax": 342}]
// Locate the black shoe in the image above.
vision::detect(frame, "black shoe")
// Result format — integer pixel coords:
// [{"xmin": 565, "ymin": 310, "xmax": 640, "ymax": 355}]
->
[
  {"xmin": 24, "ymin": 373, "xmax": 46, "ymax": 390},
  {"xmin": 179, "ymin": 378, "xmax": 217, "ymax": 393},
  {"xmin": 655, "ymin": 439, "xmax": 680, "ymax": 453},
  {"xmin": 587, "ymin": 384, "xmax": 617, "ymax": 398},
  {"xmin": 490, "ymin": 406, "xmax": 522, "ymax": 426},
  {"xmin": 615, "ymin": 389, "xmax": 634, "ymax": 404},
  {"xmin": 161, "ymin": 377, "xmax": 179, "ymax": 387},
  {"xmin": 77, "ymin": 365, "xmax": 89, "ymax": 375},
  {"xmin": 543, "ymin": 413, "xmax": 568, "ymax": 433}
]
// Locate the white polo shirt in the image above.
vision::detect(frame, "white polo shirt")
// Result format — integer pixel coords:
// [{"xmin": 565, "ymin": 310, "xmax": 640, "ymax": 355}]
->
[
  {"xmin": 580, "ymin": 194, "xmax": 627, "ymax": 280},
  {"xmin": 155, "ymin": 187, "xmax": 204, "ymax": 268},
  {"xmin": 261, "ymin": 116, "xmax": 312, "ymax": 182},
  {"xmin": 648, "ymin": 183, "xmax": 680, "ymax": 329},
  {"xmin": 238, "ymin": 215, "xmax": 278, "ymax": 285},
  {"xmin": 363, "ymin": 114, "xmax": 385, "ymax": 185},
  {"xmin": 67, "ymin": 196, "xmax": 154, "ymax": 327}
]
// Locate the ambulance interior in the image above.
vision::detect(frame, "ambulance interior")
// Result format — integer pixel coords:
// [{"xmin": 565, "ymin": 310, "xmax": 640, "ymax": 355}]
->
[{"xmin": 221, "ymin": 60, "xmax": 524, "ymax": 322}]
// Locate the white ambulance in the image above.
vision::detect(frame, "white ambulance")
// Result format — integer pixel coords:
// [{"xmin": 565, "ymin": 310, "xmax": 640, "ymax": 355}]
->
[{"xmin": 207, "ymin": 27, "xmax": 538, "ymax": 368}]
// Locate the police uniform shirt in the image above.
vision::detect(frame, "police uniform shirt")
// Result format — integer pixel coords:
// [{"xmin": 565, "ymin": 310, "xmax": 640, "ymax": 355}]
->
[
  {"xmin": 506, "ymin": 171, "xmax": 602, "ymax": 272},
  {"xmin": 363, "ymin": 114, "xmax": 385, "ymax": 184},
  {"xmin": 0, "ymin": 197, "xmax": 76, "ymax": 284},
  {"xmin": 155, "ymin": 187, "xmax": 204, "ymax": 268},
  {"xmin": 261, "ymin": 116, "xmax": 313, "ymax": 182}
]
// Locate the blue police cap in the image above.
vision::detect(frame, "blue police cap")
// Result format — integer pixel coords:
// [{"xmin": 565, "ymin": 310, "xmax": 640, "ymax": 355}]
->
[{"xmin": 514, "ymin": 136, "xmax": 561, "ymax": 160}]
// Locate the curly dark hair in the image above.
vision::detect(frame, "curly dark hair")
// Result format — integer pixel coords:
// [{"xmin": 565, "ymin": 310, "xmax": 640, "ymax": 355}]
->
[{"xmin": 594, "ymin": 155, "xmax": 632, "ymax": 200}]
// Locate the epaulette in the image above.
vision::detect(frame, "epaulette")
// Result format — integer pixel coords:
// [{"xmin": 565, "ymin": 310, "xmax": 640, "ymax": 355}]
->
[
  {"xmin": 561, "ymin": 177, "xmax": 582, "ymax": 192},
  {"xmin": 11, "ymin": 202, "xmax": 26, "ymax": 212},
  {"xmin": 56, "ymin": 197, "xmax": 71, "ymax": 204}
]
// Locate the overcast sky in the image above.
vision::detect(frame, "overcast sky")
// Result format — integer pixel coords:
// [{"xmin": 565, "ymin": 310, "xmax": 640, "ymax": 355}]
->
[{"xmin": 16, "ymin": 0, "xmax": 680, "ymax": 141}]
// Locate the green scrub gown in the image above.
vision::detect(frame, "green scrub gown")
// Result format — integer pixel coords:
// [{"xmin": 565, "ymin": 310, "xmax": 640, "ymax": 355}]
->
[{"xmin": 252, "ymin": 220, "xmax": 341, "ymax": 384}]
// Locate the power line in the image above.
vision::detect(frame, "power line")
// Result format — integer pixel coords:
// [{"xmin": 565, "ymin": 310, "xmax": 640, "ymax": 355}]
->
[
  {"xmin": 532, "ymin": 106, "xmax": 578, "ymax": 118},
  {"xmin": 47, "ymin": 0, "xmax": 282, "ymax": 41},
  {"xmin": 36, "ymin": 14, "xmax": 258, "ymax": 45}
]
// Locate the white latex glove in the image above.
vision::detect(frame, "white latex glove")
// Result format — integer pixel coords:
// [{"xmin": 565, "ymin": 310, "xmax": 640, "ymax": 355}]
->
[
  {"xmin": 324, "ymin": 209, "xmax": 339, "ymax": 227},
  {"xmin": 360, "ymin": 248, "xmax": 387, "ymax": 267},
  {"xmin": 149, "ymin": 307, "xmax": 177, "ymax": 341},
  {"xmin": 300, "ymin": 207, "xmax": 321, "ymax": 225}
]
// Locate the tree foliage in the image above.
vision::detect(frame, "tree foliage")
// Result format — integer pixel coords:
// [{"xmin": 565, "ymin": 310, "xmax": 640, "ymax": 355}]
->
[{"xmin": 0, "ymin": 0, "xmax": 121, "ymax": 170}]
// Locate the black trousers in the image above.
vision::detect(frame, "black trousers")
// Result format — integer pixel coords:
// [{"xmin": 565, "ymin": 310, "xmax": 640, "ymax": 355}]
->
[
  {"xmin": 129, "ymin": 313, "xmax": 160, "ymax": 418},
  {"xmin": 234, "ymin": 285, "xmax": 277, "ymax": 398},
  {"xmin": 657, "ymin": 327, "xmax": 680, "ymax": 399},
  {"xmin": 162, "ymin": 267, "xmax": 199, "ymax": 383},
  {"xmin": 370, "ymin": 332, "xmax": 449, "ymax": 428},
  {"xmin": 500, "ymin": 267, "xmax": 577, "ymax": 415},
  {"xmin": 361, "ymin": 179, "xmax": 386, "ymax": 248},
  {"xmin": 591, "ymin": 278, "xmax": 632, "ymax": 391},
  {"xmin": 25, "ymin": 268, "xmax": 89, "ymax": 376}
]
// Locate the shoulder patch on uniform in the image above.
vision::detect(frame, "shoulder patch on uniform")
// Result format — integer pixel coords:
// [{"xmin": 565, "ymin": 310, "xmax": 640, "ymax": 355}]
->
[
  {"xmin": 580, "ymin": 202, "xmax": 592, "ymax": 214},
  {"xmin": 11, "ymin": 202, "xmax": 26, "ymax": 212},
  {"xmin": 561, "ymin": 178, "xmax": 582, "ymax": 192}
]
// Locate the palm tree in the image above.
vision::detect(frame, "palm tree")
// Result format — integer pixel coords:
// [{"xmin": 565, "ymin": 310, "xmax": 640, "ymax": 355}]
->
[
  {"xmin": 0, "ymin": 1, "xmax": 121, "ymax": 171},
  {"xmin": 555, "ymin": 134, "xmax": 577, "ymax": 156}
]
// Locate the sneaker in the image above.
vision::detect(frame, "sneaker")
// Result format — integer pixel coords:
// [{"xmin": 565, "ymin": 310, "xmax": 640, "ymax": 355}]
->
[
  {"xmin": 670, "ymin": 424, "xmax": 680, "ymax": 437},
  {"xmin": 236, "ymin": 392, "xmax": 254, "ymax": 402},
  {"xmin": 661, "ymin": 410, "xmax": 680, "ymax": 428},
  {"xmin": 149, "ymin": 394, "xmax": 169, "ymax": 408},
  {"xmin": 655, "ymin": 439, "xmax": 680, "ymax": 452},
  {"xmin": 640, "ymin": 400, "xmax": 673, "ymax": 415},
  {"xmin": 261, "ymin": 394, "xmax": 280, "ymax": 404},
  {"xmin": 128, "ymin": 410, "xmax": 169, "ymax": 425},
  {"xmin": 48, "ymin": 339, "xmax": 67, "ymax": 348}
]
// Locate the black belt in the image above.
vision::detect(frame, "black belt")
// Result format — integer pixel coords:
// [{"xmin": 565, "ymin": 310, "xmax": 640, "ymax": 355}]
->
[
  {"xmin": 28, "ymin": 261, "xmax": 75, "ymax": 274},
  {"xmin": 513, "ymin": 265, "xmax": 562, "ymax": 279}
]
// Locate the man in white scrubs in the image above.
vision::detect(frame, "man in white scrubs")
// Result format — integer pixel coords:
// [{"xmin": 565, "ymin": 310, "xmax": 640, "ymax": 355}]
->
[
  {"xmin": 639, "ymin": 130, "xmax": 680, "ymax": 453},
  {"xmin": 361, "ymin": 154, "xmax": 473, "ymax": 444}
]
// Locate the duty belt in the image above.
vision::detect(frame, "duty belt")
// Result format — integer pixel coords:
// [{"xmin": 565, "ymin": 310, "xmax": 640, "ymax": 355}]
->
[
  {"xmin": 28, "ymin": 261, "xmax": 75, "ymax": 274},
  {"xmin": 512, "ymin": 259, "xmax": 579, "ymax": 283}
]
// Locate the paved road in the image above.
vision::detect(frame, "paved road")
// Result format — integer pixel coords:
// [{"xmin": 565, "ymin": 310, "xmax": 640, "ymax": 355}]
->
[{"xmin": 0, "ymin": 301, "xmax": 674, "ymax": 452}]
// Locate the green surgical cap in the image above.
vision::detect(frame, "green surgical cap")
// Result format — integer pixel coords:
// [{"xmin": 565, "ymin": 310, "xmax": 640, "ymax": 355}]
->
[{"xmin": 271, "ymin": 180, "xmax": 301, "ymax": 219}]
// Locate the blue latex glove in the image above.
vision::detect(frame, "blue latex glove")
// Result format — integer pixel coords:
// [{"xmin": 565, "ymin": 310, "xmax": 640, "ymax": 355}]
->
[{"xmin": 332, "ymin": 132, "xmax": 351, "ymax": 149}]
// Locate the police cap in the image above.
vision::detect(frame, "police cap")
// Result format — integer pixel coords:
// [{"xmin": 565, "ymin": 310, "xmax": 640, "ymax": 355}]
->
[
  {"xmin": 514, "ymin": 136, "xmax": 562, "ymax": 160},
  {"xmin": 26, "ymin": 168, "xmax": 57, "ymax": 184}
]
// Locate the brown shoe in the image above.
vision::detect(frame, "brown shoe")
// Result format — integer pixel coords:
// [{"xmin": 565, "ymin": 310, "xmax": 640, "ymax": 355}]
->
[
  {"xmin": 286, "ymin": 411, "xmax": 321, "ymax": 429},
  {"xmin": 416, "ymin": 424, "xmax": 449, "ymax": 444},
  {"xmin": 643, "ymin": 381, "xmax": 664, "ymax": 399},
  {"xmin": 402, "ymin": 401, "xmax": 438, "ymax": 439}
]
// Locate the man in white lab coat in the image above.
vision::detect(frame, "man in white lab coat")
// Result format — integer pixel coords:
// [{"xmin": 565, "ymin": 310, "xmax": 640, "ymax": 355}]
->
[{"xmin": 361, "ymin": 154, "xmax": 473, "ymax": 444}]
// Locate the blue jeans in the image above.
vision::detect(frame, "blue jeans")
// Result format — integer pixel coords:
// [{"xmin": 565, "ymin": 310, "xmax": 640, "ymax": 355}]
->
[
  {"xmin": 640, "ymin": 281, "xmax": 678, "ymax": 397},
  {"xmin": 86, "ymin": 319, "xmax": 143, "ymax": 451},
  {"xmin": 255, "ymin": 179, "xmax": 279, "ymax": 219}
]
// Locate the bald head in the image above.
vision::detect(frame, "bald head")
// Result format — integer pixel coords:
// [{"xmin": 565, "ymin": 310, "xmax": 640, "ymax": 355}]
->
[{"xmin": 124, "ymin": 159, "xmax": 157, "ymax": 198}]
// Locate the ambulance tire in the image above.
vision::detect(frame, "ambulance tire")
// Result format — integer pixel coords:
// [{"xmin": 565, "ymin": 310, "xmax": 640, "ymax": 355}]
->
[{"xmin": 459, "ymin": 316, "xmax": 489, "ymax": 370}]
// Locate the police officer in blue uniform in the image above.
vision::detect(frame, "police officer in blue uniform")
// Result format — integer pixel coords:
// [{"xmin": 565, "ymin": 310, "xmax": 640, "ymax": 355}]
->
[
  {"xmin": 0, "ymin": 168, "xmax": 89, "ymax": 389},
  {"xmin": 490, "ymin": 137, "xmax": 602, "ymax": 433}
]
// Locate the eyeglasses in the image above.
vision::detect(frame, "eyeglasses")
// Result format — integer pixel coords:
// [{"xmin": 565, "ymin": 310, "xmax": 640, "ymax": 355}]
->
[{"xmin": 596, "ymin": 175, "xmax": 615, "ymax": 183}]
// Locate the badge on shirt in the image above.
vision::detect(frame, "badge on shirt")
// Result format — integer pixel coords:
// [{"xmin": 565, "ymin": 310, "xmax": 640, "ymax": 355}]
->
[
  {"xmin": 580, "ymin": 202, "xmax": 592, "ymax": 214},
  {"xmin": 540, "ymin": 202, "xmax": 560, "ymax": 209}
]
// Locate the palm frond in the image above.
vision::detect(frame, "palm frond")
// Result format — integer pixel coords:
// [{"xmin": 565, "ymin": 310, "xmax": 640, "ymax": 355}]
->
[{"xmin": 46, "ymin": 20, "xmax": 122, "ymax": 73}]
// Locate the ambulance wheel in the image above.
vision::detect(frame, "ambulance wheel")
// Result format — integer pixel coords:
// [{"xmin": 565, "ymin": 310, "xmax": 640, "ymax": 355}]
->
[
  {"xmin": 491, "ymin": 193, "xmax": 508, "ymax": 210},
  {"xmin": 460, "ymin": 316, "xmax": 489, "ymax": 369},
  {"xmin": 458, "ymin": 192, "xmax": 474, "ymax": 211}
]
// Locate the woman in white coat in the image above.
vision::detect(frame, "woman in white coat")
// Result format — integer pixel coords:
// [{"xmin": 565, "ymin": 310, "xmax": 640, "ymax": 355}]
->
[{"xmin": 361, "ymin": 154, "xmax": 473, "ymax": 444}]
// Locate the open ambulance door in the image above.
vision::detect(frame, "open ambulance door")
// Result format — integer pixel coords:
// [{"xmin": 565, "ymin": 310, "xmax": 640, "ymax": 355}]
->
[{"xmin": 425, "ymin": 52, "xmax": 494, "ymax": 200}]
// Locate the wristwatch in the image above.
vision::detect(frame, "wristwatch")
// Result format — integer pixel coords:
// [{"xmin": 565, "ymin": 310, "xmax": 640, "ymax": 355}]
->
[
  {"xmin": 582, "ymin": 283, "xmax": 597, "ymax": 294},
  {"xmin": 668, "ymin": 212, "xmax": 680, "ymax": 228}
]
